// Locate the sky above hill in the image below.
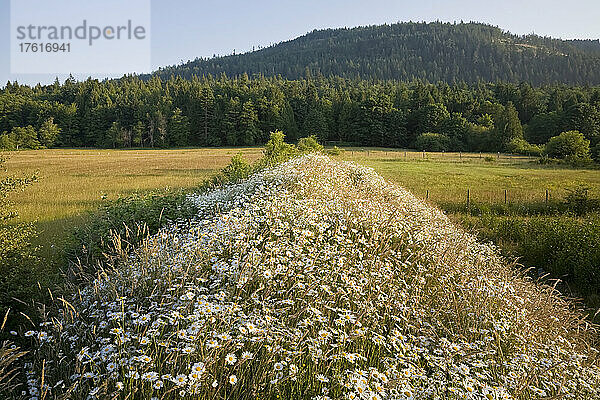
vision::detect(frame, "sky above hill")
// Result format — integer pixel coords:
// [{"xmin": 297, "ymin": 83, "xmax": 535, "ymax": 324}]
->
[{"xmin": 1, "ymin": 0, "xmax": 599, "ymax": 85}]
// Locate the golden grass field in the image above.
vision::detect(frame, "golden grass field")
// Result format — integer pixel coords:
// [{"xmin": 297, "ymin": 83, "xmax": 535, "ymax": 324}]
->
[
  {"xmin": 2, "ymin": 148, "xmax": 263, "ymax": 254},
  {"xmin": 3, "ymin": 148, "xmax": 263, "ymax": 223}
]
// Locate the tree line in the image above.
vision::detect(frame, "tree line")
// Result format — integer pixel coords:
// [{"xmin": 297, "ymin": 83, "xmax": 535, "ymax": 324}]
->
[{"xmin": 1, "ymin": 75, "xmax": 599, "ymax": 160}]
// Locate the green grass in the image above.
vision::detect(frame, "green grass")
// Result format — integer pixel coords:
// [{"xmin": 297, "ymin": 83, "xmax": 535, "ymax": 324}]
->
[
  {"xmin": 4, "ymin": 147, "xmax": 599, "ymax": 252},
  {"xmin": 340, "ymin": 148, "xmax": 600, "ymax": 206},
  {"xmin": 6, "ymin": 148, "xmax": 597, "ymax": 231}
]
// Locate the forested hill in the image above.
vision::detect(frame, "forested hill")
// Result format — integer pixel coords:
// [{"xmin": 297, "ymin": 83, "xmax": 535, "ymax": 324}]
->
[{"xmin": 151, "ymin": 22, "xmax": 600, "ymax": 85}]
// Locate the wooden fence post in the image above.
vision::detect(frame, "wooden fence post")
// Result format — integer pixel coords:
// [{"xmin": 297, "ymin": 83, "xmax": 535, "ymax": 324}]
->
[
  {"xmin": 545, "ymin": 189, "xmax": 549, "ymax": 205},
  {"xmin": 426, "ymin": 190, "xmax": 429, "ymax": 200},
  {"xmin": 467, "ymin": 189, "xmax": 470, "ymax": 209},
  {"xmin": 504, "ymin": 189, "xmax": 507, "ymax": 204}
]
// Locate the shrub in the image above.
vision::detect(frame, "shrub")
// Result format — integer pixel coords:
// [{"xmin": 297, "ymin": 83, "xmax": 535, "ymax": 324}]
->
[
  {"xmin": 544, "ymin": 131, "xmax": 591, "ymax": 162},
  {"xmin": 325, "ymin": 146, "xmax": 344, "ymax": 156},
  {"xmin": 219, "ymin": 152, "xmax": 253, "ymax": 183},
  {"xmin": 0, "ymin": 135, "xmax": 15, "ymax": 150},
  {"xmin": 506, "ymin": 137, "xmax": 543, "ymax": 156},
  {"xmin": 468, "ymin": 213, "xmax": 600, "ymax": 296},
  {"xmin": 296, "ymin": 135, "xmax": 323, "ymax": 153},
  {"xmin": 563, "ymin": 185, "xmax": 600, "ymax": 215},
  {"xmin": 261, "ymin": 130, "xmax": 298, "ymax": 167},
  {"xmin": 536, "ymin": 154, "xmax": 558, "ymax": 165},
  {"xmin": 414, "ymin": 132, "xmax": 450, "ymax": 152}
]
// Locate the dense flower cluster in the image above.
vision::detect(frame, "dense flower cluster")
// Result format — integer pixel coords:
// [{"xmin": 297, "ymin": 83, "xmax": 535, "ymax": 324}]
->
[{"xmin": 20, "ymin": 155, "xmax": 600, "ymax": 399}]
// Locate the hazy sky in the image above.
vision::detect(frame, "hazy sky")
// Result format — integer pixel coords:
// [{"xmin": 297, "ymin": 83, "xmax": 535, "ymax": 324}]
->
[{"xmin": 1, "ymin": 0, "xmax": 600, "ymax": 85}]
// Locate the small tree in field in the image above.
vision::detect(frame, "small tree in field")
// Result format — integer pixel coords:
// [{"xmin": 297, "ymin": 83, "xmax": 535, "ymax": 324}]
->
[
  {"xmin": 9, "ymin": 126, "xmax": 40, "ymax": 150},
  {"xmin": 545, "ymin": 131, "xmax": 591, "ymax": 163},
  {"xmin": 262, "ymin": 131, "xmax": 298, "ymax": 167},
  {"xmin": 38, "ymin": 118, "xmax": 61, "ymax": 148}
]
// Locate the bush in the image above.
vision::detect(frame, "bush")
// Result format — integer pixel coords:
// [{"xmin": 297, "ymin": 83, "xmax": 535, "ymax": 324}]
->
[
  {"xmin": 506, "ymin": 137, "xmax": 543, "ymax": 156},
  {"xmin": 219, "ymin": 152, "xmax": 253, "ymax": 183},
  {"xmin": 325, "ymin": 146, "xmax": 344, "ymax": 156},
  {"xmin": 536, "ymin": 155, "xmax": 560, "ymax": 165},
  {"xmin": 563, "ymin": 185, "xmax": 600, "ymax": 215},
  {"xmin": 0, "ymin": 134, "xmax": 15, "ymax": 150},
  {"xmin": 545, "ymin": 131, "xmax": 591, "ymax": 162},
  {"xmin": 261, "ymin": 130, "xmax": 299, "ymax": 167},
  {"xmin": 414, "ymin": 132, "xmax": 450, "ymax": 152},
  {"xmin": 297, "ymin": 135, "xmax": 323, "ymax": 153}
]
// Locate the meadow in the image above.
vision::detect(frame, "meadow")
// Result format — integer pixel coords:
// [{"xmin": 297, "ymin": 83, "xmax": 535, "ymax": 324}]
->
[
  {"xmin": 2, "ymin": 145, "xmax": 600, "ymax": 399},
  {"xmin": 3, "ymin": 147, "xmax": 600, "ymax": 303},
  {"xmin": 13, "ymin": 154, "xmax": 600, "ymax": 400},
  {"xmin": 3, "ymin": 148, "xmax": 263, "ymax": 224},
  {"xmin": 5, "ymin": 148, "xmax": 598, "ymax": 229},
  {"xmin": 341, "ymin": 149, "xmax": 600, "ymax": 206},
  {"xmin": 2, "ymin": 148, "xmax": 263, "ymax": 256}
]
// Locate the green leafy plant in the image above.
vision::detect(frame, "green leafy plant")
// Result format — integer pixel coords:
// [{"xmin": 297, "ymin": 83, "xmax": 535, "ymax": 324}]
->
[
  {"xmin": 325, "ymin": 146, "xmax": 344, "ymax": 156},
  {"xmin": 261, "ymin": 130, "xmax": 299, "ymax": 167},
  {"xmin": 68, "ymin": 190, "xmax": 198, "ymax": 271},
  {"xmin": 545, "ymin": 131, "xmax": 592, "ymax": 164},
  {"xmin": 506, "ymin": 137, "xmax": 543, "ymax": 156},
  {"xmin": 563, "ymin": 185, "xmax": 600, "ymax": 216},
  {"xmin": 0, "ymin": 156, "xmax": 40, "ymax": 317},
  {"xmin": 297, "ymin": 135, "xmax": 323, "ymax": 153}
]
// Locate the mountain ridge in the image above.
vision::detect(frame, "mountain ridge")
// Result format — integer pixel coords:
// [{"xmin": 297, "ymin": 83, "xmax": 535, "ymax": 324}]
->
[{"xmin": 149, "ymin": 21, "xmax": 600, "ymax": 85}]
